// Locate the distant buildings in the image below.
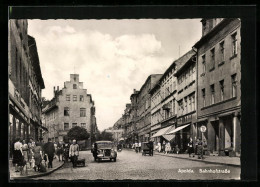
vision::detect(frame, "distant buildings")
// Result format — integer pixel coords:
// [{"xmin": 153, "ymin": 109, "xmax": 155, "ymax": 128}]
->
[
  {"xmin": 8, "ymin": 19, "xmax": 46, "ymax": 146},
  {"xmin": 113, "ymin": 18, "xmax": 241, "ymax": 156},
  {"xmin": 42, "ymin": 74, "xmax": 97, "ymax": 147}
]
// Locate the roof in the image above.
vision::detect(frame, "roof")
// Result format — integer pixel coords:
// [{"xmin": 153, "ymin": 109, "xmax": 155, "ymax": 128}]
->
[
  {"xmin": 193, "ymin": 18, "xmax": 238, "ymax": 49},
  {"xmin": 28, "ymin": 35, "xmax": 45, "ymax": 89},
  {"xmin": 174, "ymin": 50, "xmax": 196, "ymax": 77}
]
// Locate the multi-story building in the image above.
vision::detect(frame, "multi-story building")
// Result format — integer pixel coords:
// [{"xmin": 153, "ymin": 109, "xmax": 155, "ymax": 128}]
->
[
  {"xmin": 173, "ymin": 50, "xmax": 196, "ymax": 151},
  {"xmin": 151, "ymin": 56, "xmax": 188, "ymax": 145},
  {"xmin": 136, "ymin": 74, "xmax": 162, "ymax": 142},
  {"xmin": 193, "ymin": 18, "xmax": 241, "ymax": 156},
  {"xmin": 8, "ymin": 19, "xmax": 46, "ymax": 150},
  {"xmin": 42, "ymin": 74, "xmax": 97, "ymax": 147}
]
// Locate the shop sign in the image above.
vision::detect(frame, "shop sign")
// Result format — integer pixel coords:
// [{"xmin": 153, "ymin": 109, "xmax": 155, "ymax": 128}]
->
[{"xmin": 200, "ymin": 125, "xmax": 207, "ymax": 132}]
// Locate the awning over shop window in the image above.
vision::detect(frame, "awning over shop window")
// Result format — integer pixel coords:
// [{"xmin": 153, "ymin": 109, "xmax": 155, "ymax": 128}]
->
[
  {"xmin": 151, "ymin": 125, "xmax": 174, "ymax": 138},
  {"xmin": 166, "ymin": 124, "xmax": 190, "ymax": 134},
  {"xmin": 162, "ymin": 134, "xmax": 175, "ymax": 141}
]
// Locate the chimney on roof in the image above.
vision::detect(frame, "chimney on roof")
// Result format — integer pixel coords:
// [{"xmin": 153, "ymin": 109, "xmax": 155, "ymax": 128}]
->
[
  {"xmin": 53, "ymin": 86, "xmax": 55, "ymax": 96},
  {"xmin": 57, "ymin": 86, "xmax": 59, "ymax": 91}
]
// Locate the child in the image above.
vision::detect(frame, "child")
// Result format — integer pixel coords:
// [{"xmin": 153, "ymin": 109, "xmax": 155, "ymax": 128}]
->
[
  {"xmin": 43, "ymin": 154, "xmax": 49, "ymax": 168},
  {"xmin": 30, "ymin": 156, "xmax": 35, "ymax": 169}
]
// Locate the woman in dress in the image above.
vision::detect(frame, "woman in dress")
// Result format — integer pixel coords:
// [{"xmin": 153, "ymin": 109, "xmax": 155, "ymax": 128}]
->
[
  {"xmin": 13, "ymin": 138, "xmax": 24, "ymax": 172},
  {"xmin": 32, "ymin": 142, "xmax": 43, "ymax": 171},
  {"xmin": 165, "ymin": 141, "xmax": 171, "ymax": 154},
  {"xmin": 22, "ymin": 140, "xmax": 29, "ymax": 162},
  {"xmin": 187, "ymin": 137, "xmax": 195, "ymax": 157}
]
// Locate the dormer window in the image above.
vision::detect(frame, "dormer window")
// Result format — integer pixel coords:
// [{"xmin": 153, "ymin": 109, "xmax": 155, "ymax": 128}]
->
[{"xmin": 74, "ymin": 75, "xmax": 77, "ymax": 82}]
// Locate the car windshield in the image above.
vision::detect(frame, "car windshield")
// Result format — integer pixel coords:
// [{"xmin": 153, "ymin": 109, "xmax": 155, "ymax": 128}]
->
[{"xmin": 96, "ymin": 142, "xmax": 113, "ymax": 149}]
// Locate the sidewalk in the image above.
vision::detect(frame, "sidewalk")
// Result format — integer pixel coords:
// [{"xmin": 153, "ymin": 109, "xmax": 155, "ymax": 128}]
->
[
  {"xmin": 10, "ymin": 157, "xmax": 64, "ymax": 180},
  {"xmin": 154, "ymin": 151, "xmax": 240, "ymax": 167}
]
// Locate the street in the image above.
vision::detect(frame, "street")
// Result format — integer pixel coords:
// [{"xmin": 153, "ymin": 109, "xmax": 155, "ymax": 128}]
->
[{"xmin": 33, "ymin": 149, "xmax": 240, "ymax": 180}]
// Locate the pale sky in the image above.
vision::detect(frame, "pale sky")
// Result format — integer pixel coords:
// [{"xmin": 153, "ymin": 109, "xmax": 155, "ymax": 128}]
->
[{"xmin": 28, "ymin": 19, "xmax": 202, "ymax": 131}]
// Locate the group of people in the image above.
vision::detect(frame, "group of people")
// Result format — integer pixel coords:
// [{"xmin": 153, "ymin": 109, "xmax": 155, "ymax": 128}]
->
[
  {"xmin": 12, "ymin": 137, "xmax": 69, "ymax": 175},
  {"xmin": 154, "ymin": 137, "xmax": 207, "ymax": 159}
]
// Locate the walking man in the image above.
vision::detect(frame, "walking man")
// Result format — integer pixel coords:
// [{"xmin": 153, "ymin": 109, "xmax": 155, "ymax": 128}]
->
[
  {"xmin": 43, "ymin": 138, "xmax": 55, "ymax": 168},
  {"xmin": 69, "ymin": 139, "xmax": 79, "ymax": 168}
]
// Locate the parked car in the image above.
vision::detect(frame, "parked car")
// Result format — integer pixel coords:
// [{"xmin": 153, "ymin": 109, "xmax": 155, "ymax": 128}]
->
[{"xmin": 92, "ymin": 141, "xmax": 117, "ymax": 162}]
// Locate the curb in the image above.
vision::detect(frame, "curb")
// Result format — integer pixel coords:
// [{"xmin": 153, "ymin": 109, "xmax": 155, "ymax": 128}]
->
[
  {"xmin": 154, "ymin": 152, "xmax": 241, "ymax": 167},
  {"xmin": 12, "ymin": 162, "xmax": 65, "ymax": 180}
]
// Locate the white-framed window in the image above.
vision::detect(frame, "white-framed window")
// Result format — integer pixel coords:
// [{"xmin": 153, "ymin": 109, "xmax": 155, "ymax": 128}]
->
[
  {"xmin": 219, "ymin": 80, "xmax": 224, "ymax": 101},
  {"xmin": 202, "ymin": 88, "xmax": 206, "ymax": 107},
  {"xmin": 73, "ymin": 95, "xmax": 77, "ymax": 101},
  {"xmin": 64, "ymin": 107, "xmax": 70, "ymax": 116},
  {"xmin": 64, "ymin": 123, "xmax": 69, "ymax": 130},
  {"xmin": 231, "ymin": 32, "xmax": 238, "ymax": 57},
  {"xmin": 66, "ymin": 94, "xmax": 70, "ymax": 101},
  {"xmin": 231, "ymin": 74, "xmax": 237, "ymax": 97},
  {"xmin": 80, "ymin": 108, "xmax": 86, "ymax": 117},
  {"xmin": 210, "ymin": 84, "xmax": 215, "ymax": 105},
  {"xmin": 219, "ymin": 41, "xmax": 225, "ymax": 62},
  {"xmin": 81, "ymin": 123, "xmax": 86, "ymax": 128},
  {"xmin": 80, "ymin": 95, "xmax": 84, "ymax": 101},
  {"xmin": 72, "ymin": 123, "xmax": 77, "ymax": 128},
  {"xmin": 210, "ymin": 48, "xmax": 215, "ymax": 69},
  {"xmin": 202, "ymin": 55, "xmax": 206, "ymax": 74}
]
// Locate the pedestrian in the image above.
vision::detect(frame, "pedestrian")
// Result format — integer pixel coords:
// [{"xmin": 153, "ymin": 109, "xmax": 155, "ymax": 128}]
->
[
  {"xmin": 54, "ymin": 142, "xmax": 58, "ymax": 159},
  {"xmin": 32, "ymin": 142, "xmax": 43, "ymax": 171},
  {"xmin": 138, "ymin": 142, "xmax": 141, "ymax": 153},
  {"xmin": 187, "ymin": 137, "xmax": 195, "ymax": 157},
  {"xmin": 175, "ymin": 144, "xmax": 180, "ymax": 154},
  {"xmin": 148, "ymin": 139, "xmax": 154, "ymax": 156},
  {"xmin": 63, "ymin": 142, "xmax": 70, "ymax": 162},
  {"xmin": 134, "ymin": 142, "xmax": 138, "ymax": 153},
  {"xmin": 165, "ymin": 141, "xmax": 171, "ymax": 154},
  {"xmin": 43, "ymin": 138, "xmax": 55, "ymax": 168},
  {"xmin": 21, "ymin": 140, "xmax": 29, "ymax": 162},
  {"xmin": 12, "ymin": 138, "xmax": 24, "ymax": 172},
  {"xmin": 69, "ymin": 139, "xmax": 79, "ymax": 168},
  {"xmin": 28, "ymin": 138, "xmax": 35, "ymax": 168},
  {"xmin": 158, "ymin": 142, "xmax": 161, "ymax": 153},
  {"xmin": 57, "ymin": 142, "xmax": 64, "ymax": 161},
  {"xmin": 162, "ymin": 140, "xmax": 166, "ymax": 153},
  {"xmin": 197, "ymin": 138, "xmax": 204, "ymax": 159}
]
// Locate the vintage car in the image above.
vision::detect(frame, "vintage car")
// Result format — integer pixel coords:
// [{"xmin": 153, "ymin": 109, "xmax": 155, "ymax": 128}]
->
[{"xmin": 92, "ymin": 141, "xmax": 117, "ymax": 162}]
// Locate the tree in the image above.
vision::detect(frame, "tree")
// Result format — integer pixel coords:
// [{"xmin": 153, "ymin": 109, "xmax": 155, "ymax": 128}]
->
[
  {"xmin": 67, "ymin": 126, "xmax": 90, "ymax": 141},
  {"xmin": 96, "ymin": 130, "xmax": 113, "ymax": 141}
]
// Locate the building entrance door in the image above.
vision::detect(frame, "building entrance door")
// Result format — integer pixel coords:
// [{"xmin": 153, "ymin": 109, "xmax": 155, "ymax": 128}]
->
[{"xmin": 212, "ymin": 121, "xmax": 219, "ymax": 151}]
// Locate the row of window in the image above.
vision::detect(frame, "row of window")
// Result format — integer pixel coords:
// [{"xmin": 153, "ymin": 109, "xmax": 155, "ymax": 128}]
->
[
  {"xmin": 201, "ymin": 74, "xmax": 237, "ymax": 107},
  {"xmin": 66, "ymin": 94, "xmax": 84, "ymax": 101},
  {"xmin": 177, "ymin": 63, "xmax": 196, "ymax": 84},
  {"xmin": 64, "ymin": 122, "xmax": 86, "ymax": 130},
  {"xmin": 201, "ymin": 32, "xmax": 238, "ymax": 74},
  {"xmin": 64, "ymin": 107, "xmax": 86, "ymax": 117},
  {"xmin": 178, "ymin": 93, "xmax": 196, "ymax": 114}
]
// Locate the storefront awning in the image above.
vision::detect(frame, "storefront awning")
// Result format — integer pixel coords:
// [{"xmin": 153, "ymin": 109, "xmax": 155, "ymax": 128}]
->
[
  {"xmin": 151, "ymin": 125, "xmax": 174, "ymax": 138},
  {"xmin": 166, "ymin": 124, "xmax": 190, "ymax": 134},
  {"xmin": 162, "ymin": 134, "xmax": 175, "ymax": 141}
]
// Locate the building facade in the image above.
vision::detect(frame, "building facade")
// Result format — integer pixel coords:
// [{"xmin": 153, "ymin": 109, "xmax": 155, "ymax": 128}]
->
[
  {"xmin": 174, "ymin": 50, "xmax": 196, "ymax": 151},
  {"xmin": 194, "ymin": 18, "xmax": 241, "ymax": 156},
  {"xmin": 42, "ymin": 74, "xmax": 97, "ymax": 147},
  {"xmin": 8, "ymin": 19, "xmax": 46, "ymax": 151},
  {"xmin": 136, "ymin": 75, "xmax": 162, "ymax": 142}
]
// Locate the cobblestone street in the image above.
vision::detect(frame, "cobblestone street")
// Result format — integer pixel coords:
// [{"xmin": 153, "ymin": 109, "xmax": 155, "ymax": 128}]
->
[{"xmin": 33, "ymin": 149, "xmax": 240, "ymax": 180}]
